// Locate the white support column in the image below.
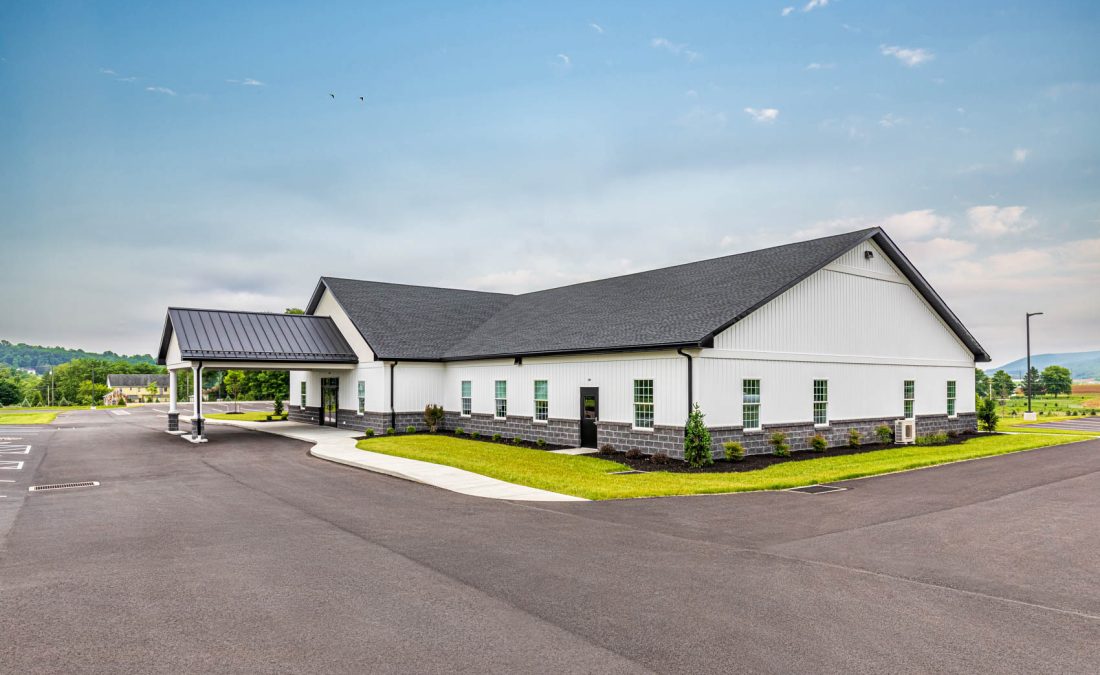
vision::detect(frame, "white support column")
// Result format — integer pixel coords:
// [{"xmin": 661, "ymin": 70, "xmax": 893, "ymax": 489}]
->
[
  {"xmin": 189, "ymin": 364, "xmax": 207, "ymax": 442},
  {"xmin": 193, "ymin": 366, "xmax": 201, "ymax": 419},
  {"xmin": 168, "ymin": 370, "xmax": 178, "ymax": 414}
]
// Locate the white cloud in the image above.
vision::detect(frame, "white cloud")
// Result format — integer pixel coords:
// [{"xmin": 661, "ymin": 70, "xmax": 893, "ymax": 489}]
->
[
  {"xmin": 803, "ymin": 0, "xmax": 829, "ymax": 11},
  {"xmin": 743, "ymin": 107, "xmax": 779, "ymax": 123},
  {"xmin": 967, "ymin": 205, "xmax": 1033, "ymax": 237},
  {"xmin": 145, "ymin": 86, "xmax": 176, "ymax": 96},
  {"xmin": 556, "ymin": 53, "xmax": 571, "ymax": 67},
  {"xmin": 589, "ymin": 22, "xmax": 604, "ymax": 34},
  {"xmin": 795, "ymin": 209, "xmax": 950, "ymax": 242},
  {"xmin": 1012, "ymin": 147, "xmax": 1029, "ymax": 163},
  {"xmin": 650, "ymin": 37, "xmax": 702, "ymax": 62},
  {"xmin": 878, "ymin": 113, "xmax": 906, "ymax": 128},
  {"xmin": 781, "ymin": 7, "xmax": 795, "ymax": 16},
  {"xmin": 805, "ymin": 62, "xmax": 835, "ymax": 70},
  {"xmin": 98, "ymin": 68, "xmax": 116, "ymax": 76},
  {"xmin": 880, "ymin": 44, "xmax": 934, "ymax": 67},
  {"xmin": 903, "ymin": 237, "xmax": 976, "ymax": 261}
]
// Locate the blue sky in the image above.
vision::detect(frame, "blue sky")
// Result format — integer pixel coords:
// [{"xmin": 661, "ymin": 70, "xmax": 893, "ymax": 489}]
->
[{"xmin": 1, "ymin": 0, "xmax": 1097, "ymax": 364}]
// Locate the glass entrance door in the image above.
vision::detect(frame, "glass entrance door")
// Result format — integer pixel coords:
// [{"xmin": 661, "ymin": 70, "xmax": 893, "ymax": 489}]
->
[
  {"xmin": 579, "ymin": 387, "xmax": 598, "ymax": 448},
  {"xmin": 321, "ymin": 377, "xmax": 339, "ymax": 427}
]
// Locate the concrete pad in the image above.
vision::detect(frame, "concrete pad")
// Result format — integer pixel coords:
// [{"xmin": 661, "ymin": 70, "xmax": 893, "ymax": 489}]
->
[{"xmin": 550, "ymin": 447, "xmax": 598, "ymax": 455}]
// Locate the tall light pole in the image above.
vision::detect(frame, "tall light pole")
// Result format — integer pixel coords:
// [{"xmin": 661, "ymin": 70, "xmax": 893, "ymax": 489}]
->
[{"xmin": 1026, "ymin": 312, "xmax": 1044, "ymax": 415}]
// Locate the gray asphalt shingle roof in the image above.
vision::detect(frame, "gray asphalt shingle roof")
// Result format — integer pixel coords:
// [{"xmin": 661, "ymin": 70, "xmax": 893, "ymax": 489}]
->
[
  {"xmin": 311, "ymin": 228, "xmax": 989, "ymax": 362},
  {"xmin": 157, "ymin": 308, "xmax": 358, "ymax": 365}
]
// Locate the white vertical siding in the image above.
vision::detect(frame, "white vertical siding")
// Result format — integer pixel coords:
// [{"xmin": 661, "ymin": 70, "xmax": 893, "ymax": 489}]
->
[
  {"xmin": 714, "ymin": 245, "xmax": 973, "ymax": 364},
  {"xmin": 696, "ymin": 358, "xmax": 975, "ymax": 427},
  {"xmin": 392, "ymin": 363, "xmax": 446, "ymax": 411},
  {"xmin": 443, "ymin": 352, "xmax": 689, "ymax": 426},
  {"xmin": 312, "ymin": 288, "xmax": 375, "ymax": 361}
]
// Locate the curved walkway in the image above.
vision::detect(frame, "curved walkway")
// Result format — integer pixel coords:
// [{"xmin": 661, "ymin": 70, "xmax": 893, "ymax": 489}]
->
[{"xmin": 200, "ymin": 417, "xmax": 587, "ymax": 502}]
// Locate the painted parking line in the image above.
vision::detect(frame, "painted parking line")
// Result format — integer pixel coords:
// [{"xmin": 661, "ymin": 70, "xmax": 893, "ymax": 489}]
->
[
  {"xmin": 0, "ymin": 461, "xmax": 25, "ymax": 470},
  {"xmin": 0, "ymin": 445, "xmax": 31, "ymax": 455},
  {"xmin": 110, "ymin": 410, "xmax": 131, "ymax": 416}
]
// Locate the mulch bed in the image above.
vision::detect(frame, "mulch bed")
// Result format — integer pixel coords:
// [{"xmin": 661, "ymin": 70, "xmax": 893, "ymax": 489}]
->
[
  {"xmin": 355, "ymin": 430, "xmax": 571, "ymax": 451},
  {"xmin": 595, "ymin": 431, "xmax": 983, "ymax": 474}
]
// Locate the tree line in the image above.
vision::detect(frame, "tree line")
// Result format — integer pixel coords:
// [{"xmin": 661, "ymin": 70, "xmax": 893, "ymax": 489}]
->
[
  {"xmin": 0, "ymin": 358, "xmax": 289, "ymax": 407},
  {"xmin": 0, "ymin": 340, "xmax": 155, "ymax": 372},
  {"xmin": 975, "ymin": 365, "xmax": 1073, "ymax": 399}
]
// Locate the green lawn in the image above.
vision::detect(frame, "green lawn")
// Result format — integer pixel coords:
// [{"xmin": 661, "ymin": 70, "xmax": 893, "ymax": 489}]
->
[
  {"xmin": 357, "ymin": 433, "xmax": 1086, "ymax": 500},
  {"xmin": 207, "ymin": 411, "xmax": 286, "ymax": 422},
  {"xmin": 0, "ymin": 411, "xmax": 58, "ymax": 425},
  {"xmin": 992, "ymin": 394, "xmax": 1097, "ymax": 416},
  {"xmin": 0, "ymin": 405, "xmax": 124, "ymax": 412}
]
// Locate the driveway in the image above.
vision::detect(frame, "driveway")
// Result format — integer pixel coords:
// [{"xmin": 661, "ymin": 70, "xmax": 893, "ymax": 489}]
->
[{"xmin": 1, "ymin": 407, "xmax": 1097, "ymax": 673}]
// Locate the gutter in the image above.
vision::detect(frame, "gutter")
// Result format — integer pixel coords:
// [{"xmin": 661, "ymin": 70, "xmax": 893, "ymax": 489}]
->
[{"xmin": 677, "ymin": 348, "xmax": 693, "ymax": 417}]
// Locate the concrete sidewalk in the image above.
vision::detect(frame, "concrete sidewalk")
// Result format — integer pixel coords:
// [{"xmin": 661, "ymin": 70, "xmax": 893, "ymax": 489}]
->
[{"xmin": 201, "ymin": 417, "xmax": 587, "ymax": 502}]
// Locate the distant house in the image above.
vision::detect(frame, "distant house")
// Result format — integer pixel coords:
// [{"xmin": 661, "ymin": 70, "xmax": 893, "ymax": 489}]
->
[
  {"xmin": 104, "ymin": 374, "xmax": 171, "ymax": 404},
  {"xmin": 157, "ymin": 228, "xmax": 989, "ymax": 454}
]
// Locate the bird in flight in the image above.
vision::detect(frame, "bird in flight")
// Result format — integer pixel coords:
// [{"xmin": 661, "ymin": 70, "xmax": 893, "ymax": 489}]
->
[
  {"xmin": 329, "ymin": 93, "xmax": 335, "ymax": 99},
  {"xmin": 359, "ymin": 96, "xmax": 364, "ymax": 102}
]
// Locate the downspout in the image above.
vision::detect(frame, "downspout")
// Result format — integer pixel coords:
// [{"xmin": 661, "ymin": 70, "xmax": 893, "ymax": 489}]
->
[
  {"xmin": 677, "ymin": 348, "xmax": 693, "ymax": 417},
  {"xmin": 389, "ymin": 361, "xmax": 398, "ymax": 430}
]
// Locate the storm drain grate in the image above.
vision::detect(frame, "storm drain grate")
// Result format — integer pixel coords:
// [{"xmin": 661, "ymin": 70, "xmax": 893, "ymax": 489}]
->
[
  {"xmin": 787, "ymin": 484, "xmax": 847, "ymax": 495},
  {"xmin": 29, "ymin": 481, "xmax": 100, "ymax": 492}
]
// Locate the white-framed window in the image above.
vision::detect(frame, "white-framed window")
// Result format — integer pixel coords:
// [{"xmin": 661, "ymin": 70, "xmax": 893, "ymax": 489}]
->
[
  {"xmin": 743, "ymin": 379, "xmax": 761, "ymax": 430},
  {"xmin": 947, "ymin": 380, "xmax": 956, "ymax": 417},
  {"xmin": 813, "ymin": 379, "xmax": 828, "ymax": 426},
  {"xmin": 300, "ymin": 381, "xmax": 307, "ymax": 408},
  {"xmin": 633, "ymin": 379, "xmax": 654, "ymax": 429},
  {"xmin": 357, "ymin": 380, "xmax": 365, "ymax": 415},
  {"xmin": 903, "ymin": 380, "xmax": 915, "ymax": 419},
  {"xmin": 533, "ymin": 380, "xmax": 548, "ymax": 422},
  {"xmin": 494, "ymin": 380, "xmax": 507, "ymax": 419},
  {"xmin": 460, "ymin": 380, "xmax": 472, "ymax": 417}
]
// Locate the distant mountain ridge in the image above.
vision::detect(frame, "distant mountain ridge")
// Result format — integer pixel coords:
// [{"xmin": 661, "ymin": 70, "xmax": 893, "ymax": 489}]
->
[
  {"xmin": 986, "ymin": 350, "xmax": 1100, "ymax": 380},
  {"xmin": 0, "ymin": 339, "xmax": 155, "ymax": 373}
]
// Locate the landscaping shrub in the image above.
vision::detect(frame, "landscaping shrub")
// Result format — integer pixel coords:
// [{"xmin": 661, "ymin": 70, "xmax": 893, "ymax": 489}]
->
[
  {"xmin": 512, "ymin": 436, "xmax": 522, "ymax": 444},
  {"xmin": 536, "ymin": 438, "xmax": 546, "ymax": 448},
  {"xmin": 405, "ymin": 425, "xmax": 416, "ymax": 434},
  {"xmin": 273, "ymin": 398, "xmax": 284, "ymax": 416},
  {"xmin": 454, "ymin": 427, "xmax": 465, "ymax": 436},
  {"xmin": 683, "ymin": 403, "xmax": 714, "ymax": 468},
  {"xmin": 723, "ymin": 441, "xmax": 745, "ymax": 462},
  {"xmin": 770, "ymin": 431, "xmax": 790, "ymax": 457},
  {"xmin": 386, "ymin": 427, "xmax": 395, "ymax": 435},
  {"xmin": 875, "ymin": 424, "xmax": 894, "ymax": 445},
  {"xmin": 651, "ymin": 452, "xmax": 670, "ymax": 465},
  {"xmin": 423, "ymin": 404, "xmax": 444, "ymax": 433},
  {"xmin": 848, "ymin": 428, "xmax": 861, "ymax": 448},
  {"xmin": 470, "ymin": 431, "xmax": 480, "ymax": 439},
  {"xmin": 809, "ymin": 434, "xmax": 828, "ymax": 453},
  {"xmin": 977, "ymin": 397, "xmax": 999, "ymax": 432},
  {"xmin": 947, "ymin": 429, "xmax": 959, "ymax": 439},
  {"xmin": 915, "ymin": 432, "xmax": 949, "ymax": 446},
  {"xmin": 599, "ymin": 443, "xmax": 617, "ymax": 456},
  {"xmin": 492, "ymin": 433, "xmax": 502, "ymax": 442},
  {"xmin": 625, "ymin": 448, "xmax": 642, "ymax": 459},
  {"xmin": 364, "ymin": 428, "xmax": 374, "ymax": 437}
]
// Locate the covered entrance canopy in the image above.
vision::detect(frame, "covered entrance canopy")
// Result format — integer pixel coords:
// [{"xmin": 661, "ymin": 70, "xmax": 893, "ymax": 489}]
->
[{"xmin": 156, "ymin": 308, "xmax": 358, "ymax": 442}]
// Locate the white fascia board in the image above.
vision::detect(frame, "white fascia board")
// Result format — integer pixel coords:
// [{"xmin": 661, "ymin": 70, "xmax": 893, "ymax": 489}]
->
[{"xmin": 699, "ymin": 348, "xmax": 974, "ymax": 369}]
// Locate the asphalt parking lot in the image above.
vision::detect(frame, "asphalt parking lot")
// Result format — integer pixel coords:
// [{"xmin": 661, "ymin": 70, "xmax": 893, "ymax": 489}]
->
[{"xmin": 1, "ymin": 406, "xmax": 1098, "ymax": 673}]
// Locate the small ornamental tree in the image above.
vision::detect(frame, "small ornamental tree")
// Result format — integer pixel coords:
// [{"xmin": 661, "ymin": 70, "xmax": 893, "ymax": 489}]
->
[
  {"xmin": 423, "ymin": 404, "xmax": 445, "ymax": 433},
  {"xmin": 273, "ymin": 397, "xmax": 284, "ymax": 416},
  {"xmin": 224, "ymin": 370, "xmax": 246, "ymax": 413},
  {"xmin": 683, "ymin": 403, "xmax": 714, "ymax": 468},
  {"xmin": 978, "ymin": 396, "xmax": 999, "ymax": 432}
]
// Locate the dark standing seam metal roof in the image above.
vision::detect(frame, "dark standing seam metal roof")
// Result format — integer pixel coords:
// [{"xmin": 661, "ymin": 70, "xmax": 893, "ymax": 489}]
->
[
  {"xmin": 156, "ymin": 309, "xmax": 358, "ymax": 365},
  {"xmin": 107, "ymin": 374, "xmax": 170, "ymax": 388},
  {"xmin": 308, "ymin": 227, "xmax": 989, "ymax": 362}
]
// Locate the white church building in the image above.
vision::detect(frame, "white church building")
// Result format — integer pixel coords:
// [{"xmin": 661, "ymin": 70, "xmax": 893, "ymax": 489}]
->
[{"xmin": 157, "ymin": 227, "xmax": 988, "ymax": 456}]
